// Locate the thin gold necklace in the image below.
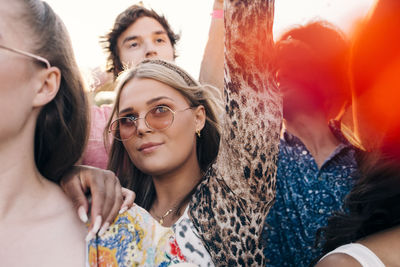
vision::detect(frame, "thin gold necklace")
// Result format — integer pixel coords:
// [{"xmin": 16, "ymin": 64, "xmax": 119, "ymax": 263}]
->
[
  {"xmin": 152, "ymin": 207, "xmax": 175, "ymax": 226},
  {"xmin": 157, "ymin": 209, "xmax": 173, "ymax": 225}
]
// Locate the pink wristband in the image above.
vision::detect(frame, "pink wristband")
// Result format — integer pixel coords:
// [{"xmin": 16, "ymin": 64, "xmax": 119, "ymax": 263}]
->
[{"xmin": 211, "ymin": 9, "xmax": 223, "ymax": 19}]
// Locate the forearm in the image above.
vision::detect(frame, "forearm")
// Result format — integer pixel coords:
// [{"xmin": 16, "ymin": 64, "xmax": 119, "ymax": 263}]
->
[
  {"xmin": 198, "ymin": 0, "xmax": 224, "ymax": 91},
  {"xmin": 216, "ymin": 0, "xmax": 281, "ymax": 206},
  {"xmin": 189, "ymin": 2, "xmax": 280, "ymax": 264}
]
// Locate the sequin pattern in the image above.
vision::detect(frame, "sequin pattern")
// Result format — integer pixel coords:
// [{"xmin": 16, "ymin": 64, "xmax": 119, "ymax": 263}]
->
[{"xmin": 263, "ymin": 122, "xmax": 359, "ymax": 266}]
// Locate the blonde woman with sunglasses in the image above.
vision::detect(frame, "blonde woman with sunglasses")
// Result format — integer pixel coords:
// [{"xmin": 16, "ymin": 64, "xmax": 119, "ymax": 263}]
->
[{"xmin": 88, "ymin": 0, "xmax": 281, "ymax": 265}]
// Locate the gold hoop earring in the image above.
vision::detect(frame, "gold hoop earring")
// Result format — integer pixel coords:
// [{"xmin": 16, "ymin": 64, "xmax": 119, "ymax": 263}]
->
[{"xmin": 196, "ymin": 129, "xmax": 201, "ymax": 138}]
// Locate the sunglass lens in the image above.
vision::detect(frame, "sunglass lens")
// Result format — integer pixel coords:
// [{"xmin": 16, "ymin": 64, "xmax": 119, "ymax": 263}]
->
[
  {"xmin": 110, "ymin": 117, "xmax": 136, "ymax": 141},
  {"xmin": 146, "ymin": 106, "xmax": 173, "ymax": 130}
]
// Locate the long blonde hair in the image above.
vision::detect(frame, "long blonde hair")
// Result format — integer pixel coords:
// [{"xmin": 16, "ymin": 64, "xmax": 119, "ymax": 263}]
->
[{"xmin": 105, "ymin": 59, "xmax": 223, "ymax": 210}]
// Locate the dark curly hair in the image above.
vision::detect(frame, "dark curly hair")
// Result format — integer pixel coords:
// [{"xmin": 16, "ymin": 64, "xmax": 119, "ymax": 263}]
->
[
  {"xmin": 313, "ymin": 153, "xmax": 400, "ymax": 263},
  {"xmin": 100, "ymin": 5, "xmax": 180, "ymax": 78}
]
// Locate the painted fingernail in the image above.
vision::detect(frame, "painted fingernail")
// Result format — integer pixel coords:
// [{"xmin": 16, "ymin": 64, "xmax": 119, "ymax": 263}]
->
[
  {"xmin": 85, "ymin": 231, "xmax": 95, "ymax": 242},
  {"xmin": 119, "ymin": 206, "xmax": 128, "ymax": 214},
  {"xmin": 92, "ymin": 215, "xmax": 102, "ymax": 234},
  {"xmin": 98, "ymin": 222, "xmax": 110, "ymax": 236},
  {"xmin": 78, "ymin": 206, "xmax": 88, "ymax": 223}
]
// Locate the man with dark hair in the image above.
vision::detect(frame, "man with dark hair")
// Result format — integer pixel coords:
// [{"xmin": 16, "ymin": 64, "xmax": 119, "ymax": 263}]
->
[{"xmin": 100, "ymin": 4, "xmax": 180, "ymax": 78}]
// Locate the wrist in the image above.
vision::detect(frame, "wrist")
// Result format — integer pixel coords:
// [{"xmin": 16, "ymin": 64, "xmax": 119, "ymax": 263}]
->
[{"xmin": 211, "ymin": 9, "xmax": 223, "ymax": 19}]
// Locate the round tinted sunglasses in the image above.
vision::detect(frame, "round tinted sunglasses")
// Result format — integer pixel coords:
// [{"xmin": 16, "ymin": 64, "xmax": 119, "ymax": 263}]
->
[{"xmin": 109, "ymin": 105, "xmax": 192, "ymax": 141}]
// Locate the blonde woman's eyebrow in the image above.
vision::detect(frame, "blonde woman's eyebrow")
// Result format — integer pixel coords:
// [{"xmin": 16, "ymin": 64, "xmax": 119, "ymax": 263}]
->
[
  {"xmin": 118, "ymin": 96, "xmax": 174, "ymax": 116},
  {"xmin": 146, "ymin": 96, "xmax": 174, "ymax": 105},
  {"xmin": 118, "ymin": 107, "xmax": 134, "ymax": 116}
]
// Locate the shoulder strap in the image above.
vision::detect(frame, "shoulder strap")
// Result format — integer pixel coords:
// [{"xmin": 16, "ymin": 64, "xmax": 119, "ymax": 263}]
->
[{"xmin": 320, "ymin": 243, "xmax": 385, "ymax": 267}]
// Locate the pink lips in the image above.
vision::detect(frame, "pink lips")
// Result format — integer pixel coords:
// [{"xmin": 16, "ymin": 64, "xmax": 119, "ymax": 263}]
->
[{"xmin": 138, "ymin": 142, "xmax": 163, "ymax": 153}]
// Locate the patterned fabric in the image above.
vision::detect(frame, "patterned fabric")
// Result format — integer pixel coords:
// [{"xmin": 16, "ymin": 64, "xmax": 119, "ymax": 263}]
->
[
  {"xmin": 189, "ymin": 1, "xmax": 280, "ymax": 265},
  {"xmin": 87, "ymin": 206, "xmax": 186, "ymax": 267},
  {"xmin": 263, "ymin": 121, "xmax": 359, "ymax": 266},
  {"xmin": 172, "ymin": 209, "xmax": 214, "ymax": 267}
]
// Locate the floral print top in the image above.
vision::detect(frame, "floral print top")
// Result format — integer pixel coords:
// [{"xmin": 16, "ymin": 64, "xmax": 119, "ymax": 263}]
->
[{"xmin": 87, "ymin": 206, "xmax": 187, "ymax": 267}]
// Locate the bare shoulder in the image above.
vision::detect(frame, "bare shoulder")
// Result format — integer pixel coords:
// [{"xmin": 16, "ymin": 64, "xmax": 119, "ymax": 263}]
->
[{"xmin": 316, "ymin": 253, "xmax": 363, "ymax": 267}]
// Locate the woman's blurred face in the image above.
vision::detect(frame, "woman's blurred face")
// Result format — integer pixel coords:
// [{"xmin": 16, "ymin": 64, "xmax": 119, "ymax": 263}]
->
[
  {"xmin": 117, "ymin": 77, "xmax": 202, "ymax": 176},
  {"xmin": 0, "ymin": 0, "xmax": 42, "ymax": 142},
  {"xmin": 117, "ymin": 17, "xmax": 175, "ymax": 69}
]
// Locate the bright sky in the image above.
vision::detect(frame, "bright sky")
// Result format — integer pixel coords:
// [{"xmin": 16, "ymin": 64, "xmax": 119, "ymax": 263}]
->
[{"xmin": 45, "ymin": 0, "xmax": 375, "ymax": 79}]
